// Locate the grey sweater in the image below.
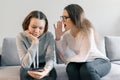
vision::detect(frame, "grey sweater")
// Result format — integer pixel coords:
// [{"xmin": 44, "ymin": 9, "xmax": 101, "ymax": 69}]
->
[{"xmin": 16, "ymin": 31, "xmax": 55, "ymax": 70}]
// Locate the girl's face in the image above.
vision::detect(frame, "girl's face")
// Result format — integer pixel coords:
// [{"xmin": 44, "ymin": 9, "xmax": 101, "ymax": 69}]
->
[
  {"xmin": 61, "ymin": 10, "xmax": 71, "ymax": 31},
  {"xmin": 62, "ymin": 10, "xmax": 79, "ymax": 36},
  {"xmin": 28, "ymin": 18, "xmax": 45, "ymax": 37}
]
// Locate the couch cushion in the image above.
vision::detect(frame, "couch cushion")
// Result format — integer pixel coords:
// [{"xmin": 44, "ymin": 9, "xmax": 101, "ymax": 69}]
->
[
  {"xmin": 1, "ymin": 38, "xmax": 20, "ymax": 66},
  {"xmin": 105, "ymin": 36, "xmax": 120, "ymax": 61},
  {"xmin": 55, "ymin": 64, "xmax": 68, "ymax": 80},
  {"xmin": 97, "ymin": 35, "xmax": 106, "ymax": 55},
  {"xmin": 101, "ymin": 63, "xmax": 120, "ymax": 80},
  {"xmin": 0, "ymin": 66, "xmax": 20, "ymax": 80},
  {"xmin": 111, "ymin": 61, "xmax": 120, "ymax": 65}
]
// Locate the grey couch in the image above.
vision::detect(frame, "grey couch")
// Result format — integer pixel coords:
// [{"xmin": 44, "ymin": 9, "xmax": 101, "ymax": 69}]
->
[{"xmin": 0, "ymin": 36, "xmax": 120, "ymax": 80}]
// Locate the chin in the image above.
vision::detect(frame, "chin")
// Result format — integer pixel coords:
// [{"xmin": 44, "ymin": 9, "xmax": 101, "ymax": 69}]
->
[
  {"xmin": 33, "ymin": 35, "xmax": 39, "ymax": 38},
  {"xmin": 37, "ymin": 35, "xmax": 41, "ymax": 38}
]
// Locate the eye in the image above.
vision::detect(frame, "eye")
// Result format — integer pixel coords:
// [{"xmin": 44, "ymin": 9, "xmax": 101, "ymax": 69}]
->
[
  {"xmin": 39, "ymin": 27, "xmax": 43, "ymax": 30},
  {"xmin": 32, "ymin": 26, "xmax": 37, "ymax": 29},
  {"xmin": 60, "ymin": 16, "xmax": 70, "ymax": 21}
]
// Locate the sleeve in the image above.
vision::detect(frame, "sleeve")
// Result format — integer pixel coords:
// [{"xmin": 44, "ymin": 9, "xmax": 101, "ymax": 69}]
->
[
  {"xmin": 67, "ymin": 29, "xmax": 99, "ymax": 62},
  {"xmin": 67, "ymin": 36, "xmax": 90, "ymax": 62},
  {"xmin": 16, "ymin": 33, "xmax": 38, "ymax": 68},
  {"xmin": 44, "ymin": 33, "xmax": 55, "ymax": 71},
  {"xmin": 55, "ymin": 34, "xmax": 67, "ymax": 54}
]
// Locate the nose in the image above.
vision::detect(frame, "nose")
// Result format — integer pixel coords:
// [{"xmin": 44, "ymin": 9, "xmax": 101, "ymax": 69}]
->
[{"xmin": 34, "ymin": 27, "xmax": 39, "ymax": 33}]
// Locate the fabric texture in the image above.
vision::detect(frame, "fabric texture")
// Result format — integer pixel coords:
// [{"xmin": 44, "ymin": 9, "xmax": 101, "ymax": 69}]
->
[
  {"xmin": 0, "ymin": 55, "xmax": 1, "ymax": 66},
  {"xmin": 20, "ymin": 63, "xmax": 57, "ymax": 80},
  {"xmin": 0, "ymin": 66, "xmax": 20, "ymax": 80},
  {"xmin": 56, "ymin": 29, "xmax": 108, "ymax": 63},
  {"xmin": 16, "ymin": 31, "xmax": 55, "ymax": 70},
  {"xmin": 105, "ymin": 36, "xmax": 120, "ymax": 61},
  {"xmin": 55, "ymin": 45, "xmax": 64, "ymax": 64},
  {"xmin": 66, "ymin": 59, "xmax": 111, "ymax": 80},
  {"xmin": 1, "ymin": 38, "xmax": 20, "ymax": 66},
  {"xmin": 1, "ymin": 37, "xmax": 120, "ymax": 80}
]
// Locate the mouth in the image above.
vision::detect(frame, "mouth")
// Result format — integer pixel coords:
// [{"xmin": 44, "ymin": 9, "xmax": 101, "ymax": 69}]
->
[
  {"xmin": 64, "ymin": 24, "xmax": 67, "ymax": 28},
  {"xmin": 32, "ymin": 34, "xmax": 40, "ymax": 37}
]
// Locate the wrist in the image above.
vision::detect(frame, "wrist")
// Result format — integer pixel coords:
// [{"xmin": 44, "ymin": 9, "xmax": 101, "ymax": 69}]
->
[
  {"xmin": 44, "ymin": 68, "xmax": 50, "ymax": 75},
  {"xmin": 32, "ymin": 40, "xmax": 39, "ymax": 44},
  {"xmin": 55, "ymin": 38, "xmax": 60, "ymax": 41}
]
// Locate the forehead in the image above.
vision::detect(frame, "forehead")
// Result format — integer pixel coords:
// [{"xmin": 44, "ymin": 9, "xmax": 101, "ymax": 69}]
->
[
  {"xmin": 30, "ymin": 18, "xmax": 45, "ymax": 26},
  {"xmin": 63, "ymin": 10, "xmax": 69, "ymax": 16}
]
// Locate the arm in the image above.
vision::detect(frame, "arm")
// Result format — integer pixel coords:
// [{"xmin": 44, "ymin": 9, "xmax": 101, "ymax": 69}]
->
[
  {"xmin": 28, "ymin": 33, "xmax": 56, "ymax": 79},
  {"xmin": 16, "ymin": 33, "xmax": 38, "ymax": 68},
  {"xmin": 44, "ymin": 32, "xmax": 55, "ymax": 71},
  {"xmin": 67, "ymin": 36, "xmax": 90, "ymax": 62},
  {"xmin": 55, "ymin": 31, "xmax": 68, "ymax": 53},
  {"xmin": 55, "ymin": 46, "xmax": 66, "ymax": 63}
]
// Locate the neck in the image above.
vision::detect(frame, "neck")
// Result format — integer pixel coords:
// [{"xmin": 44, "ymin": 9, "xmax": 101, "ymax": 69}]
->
[{"xmin": 70, "ymin": 28, "xmax": 80, "ymax": 37}]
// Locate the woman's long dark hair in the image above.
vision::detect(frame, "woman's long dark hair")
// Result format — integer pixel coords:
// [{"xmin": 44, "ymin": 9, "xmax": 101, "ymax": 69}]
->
[
  {"xmin": 64, "ymin": 4, "xmax": 93, "ymax": 35},
  {"xmin": 64, "ymin": 4, "xmax": 98, "ymax": 46}
]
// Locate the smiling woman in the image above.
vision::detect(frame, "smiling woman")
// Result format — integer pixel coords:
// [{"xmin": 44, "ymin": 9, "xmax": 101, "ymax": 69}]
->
[{"xmin": 16, "ymin": 10, "xmax": 57, "ymax": 80}]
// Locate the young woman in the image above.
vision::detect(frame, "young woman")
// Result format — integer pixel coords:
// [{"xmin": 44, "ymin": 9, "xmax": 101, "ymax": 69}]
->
[
  {"xmin": 16, "ymin": 10, "xmax": 57, "ymax": 80},
  {"xmin": 54, "ymin": 4, "xmax": 111, "ymax": 80}
]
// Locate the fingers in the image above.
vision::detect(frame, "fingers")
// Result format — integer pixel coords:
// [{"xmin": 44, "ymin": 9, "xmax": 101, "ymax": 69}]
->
[
  {"xmin": 54, "ymin": 21, "xmax": 64, "ymax": 40},
  {"xmin": 32, "ymin": 71, "xmax": 45, "ymax": 79},
  {"xmin": 54, "ymin": 21, "xmax": 62, "ymax": 29},
  {"xmin": 57, "ymin": 21, "xmax": 62, "ymax": 28},
  {"xmin": 28, "ymin": 71, "xmax": 42, "ymax": 79},
  {"xmin": 28, "ymin": 71, "xmax": 37, "ymax": 78},
  {"xmin": 25, "ymin": 30, "xmax": 32, "ymax": 37}
]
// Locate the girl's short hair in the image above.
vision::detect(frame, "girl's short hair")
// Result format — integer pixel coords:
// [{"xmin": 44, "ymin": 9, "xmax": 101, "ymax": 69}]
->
[{"xmin": 22, "ymin": 10, "xmax": 48, "ymax": 33}]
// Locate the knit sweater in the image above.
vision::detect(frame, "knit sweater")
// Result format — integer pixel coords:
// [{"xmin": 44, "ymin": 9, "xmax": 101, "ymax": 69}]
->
[
  {"xmin": 16, "ymin": 31, "xmax": 55, "ymax": 70},
  {"xmin": 56, "ymin": 29, "xmax": 109, "ymax": 63}
]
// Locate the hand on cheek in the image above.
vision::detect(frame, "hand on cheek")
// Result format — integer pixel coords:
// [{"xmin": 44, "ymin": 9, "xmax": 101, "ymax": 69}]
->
[{"xmin": 25, "ymin": 30, "xmax": 39, "ymax": 44}]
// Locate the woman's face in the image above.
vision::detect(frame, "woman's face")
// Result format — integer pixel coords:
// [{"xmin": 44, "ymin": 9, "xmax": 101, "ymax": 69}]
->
[
  {"xmin": 28, "ymin": 18, "xmax": 45, "ymax": 37},
  {"xmin": 62, "ymin": 10, "xmax": 79, "ymax": 33},
  {"xmin": 62, "ymin": 10, "xmax": 71, "ymax": 31}
]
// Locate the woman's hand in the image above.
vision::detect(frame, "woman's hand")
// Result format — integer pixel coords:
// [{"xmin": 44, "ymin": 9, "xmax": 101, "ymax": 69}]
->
[
  {"xmin": 25, "ymin": 30, "xmax": 39, "ymax": 44},
  {"xmin": 28, "ymin": 68, "xmax": 50, "ymax": 79},
  {"xmin": 54, "ymin": 21, "xmax": 65, "ymax": 40}
]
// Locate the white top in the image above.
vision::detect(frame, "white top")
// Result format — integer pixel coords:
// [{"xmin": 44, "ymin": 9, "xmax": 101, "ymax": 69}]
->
[{"xmin": 56, "ymin": 29, "xmax": 109, "ymax": 63}]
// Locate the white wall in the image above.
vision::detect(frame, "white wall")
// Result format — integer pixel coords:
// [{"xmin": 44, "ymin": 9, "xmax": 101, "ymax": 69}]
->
[{"xmin": 0, "ymin": 0, "xmax": 120, "ymax": 53}]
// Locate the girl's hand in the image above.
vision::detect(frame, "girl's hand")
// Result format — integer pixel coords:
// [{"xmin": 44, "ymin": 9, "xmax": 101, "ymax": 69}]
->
[
  {"xmin": 54, "ymin": 21, "xmax": 65, "ymax": 40},
  {"xmin": 25, "ymin": 30, "xmax": 39, "ymax": 44},
  {"xmin": 28, "ymin": 68, "xmax": 49, "ymax": 79}
]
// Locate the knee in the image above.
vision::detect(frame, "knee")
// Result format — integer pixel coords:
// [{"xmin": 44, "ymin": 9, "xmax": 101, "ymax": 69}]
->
[
  {"xmin": 80, "ymin": 63, "xmax": 96, "ymax": 75},
  {"xmin": 66, "ymin": 63, "xmax": 75, "ymax": 73}
]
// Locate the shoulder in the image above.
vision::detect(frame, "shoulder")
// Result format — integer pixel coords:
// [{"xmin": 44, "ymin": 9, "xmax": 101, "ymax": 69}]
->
[
  {"xmin": 90, "ymin": 28, "xmax": 94, "ymax": 33},
  {"xmin": 45, "ymin": 31, "xmax": 54, "ymax": 37},
  {"xmin": 63, "ymin": 30, "xmax": 70, "ymax": 37},
  {"xmin": 89, "ymin": 28, "xmax": 96, "ymax": 37},
  {"xmin": 43, "ymin": 31, "xmax": 54, "ymax": 38},
  {"xmin": 62, "ymin": 30, "xmax": 71, "ymax": 40},
  {"xmin": 40, "ymin": 31, "xmax": 54, "ymax": 40},
  {"xmin": 16, "ymin": 32, "xmax": 27, "ymax": 41}
]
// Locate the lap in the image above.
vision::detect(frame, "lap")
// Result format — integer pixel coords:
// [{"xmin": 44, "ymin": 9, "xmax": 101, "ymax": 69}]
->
[
  {"xmin": 20, "ymin": 67, "xmax": 57, "ymax": 80},
  {"xmin": 81, "ymin": 58, "xmax": 111, "ymax": 77}
]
